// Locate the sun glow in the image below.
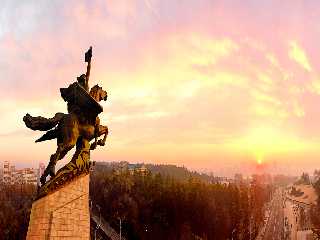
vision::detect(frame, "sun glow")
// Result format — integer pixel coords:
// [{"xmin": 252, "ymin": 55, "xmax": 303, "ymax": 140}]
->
[
  {"xmin": 227, "ymin": 126, "xmax": 309, "ymax": 164},
  {"xmin": 257, "ymin": 157, "xmax": 262, "ymax": 165}
]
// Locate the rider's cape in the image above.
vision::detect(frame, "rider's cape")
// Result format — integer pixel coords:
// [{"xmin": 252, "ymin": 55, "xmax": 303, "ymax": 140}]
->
[
  {"xmin": 60, "ymin": 82, "xmax": 103, "ymax": 120},
  {"xmin": 24, "ymin": 82, "xmax": 104, "ymax": 143}
]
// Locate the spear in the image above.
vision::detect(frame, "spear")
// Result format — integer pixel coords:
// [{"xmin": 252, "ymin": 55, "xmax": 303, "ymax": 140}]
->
[{"xmin": 85, "ymin": 46, "xmax": 92, "ymax": 87}]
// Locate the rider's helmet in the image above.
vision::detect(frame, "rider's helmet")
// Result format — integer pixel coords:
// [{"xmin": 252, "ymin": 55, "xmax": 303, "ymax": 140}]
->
[{"xmin": 77, "ymin": 74, "xmax": 86, "ymax": 86}]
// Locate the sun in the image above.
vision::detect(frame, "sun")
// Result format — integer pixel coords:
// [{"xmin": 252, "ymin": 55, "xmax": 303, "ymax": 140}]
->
[
  {"xmin": 226, "ymin": 126, "xmax": 308, "ymax": 165},
  {"xmin": 254, "ymin": 149, "xmax": 264, "ymax": 166},
  {"xmin": 257, "ymin": 157, "xmax": 262, "ymax": 165}
]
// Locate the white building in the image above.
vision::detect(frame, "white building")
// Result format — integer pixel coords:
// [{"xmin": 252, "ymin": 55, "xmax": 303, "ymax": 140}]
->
[
  {"xmin": 3, "ymin": 161, "xmax": 11, "ymax": 183},
  {"xmin": 38, "ymin": 162, "xmax": 45, "ymax": 185},
  {"xmin": 1, "ymin": 161, "xmax": 41, "ymax": 185}
]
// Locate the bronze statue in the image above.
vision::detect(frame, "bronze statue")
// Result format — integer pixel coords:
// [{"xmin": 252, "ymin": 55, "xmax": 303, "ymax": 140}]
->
[{"xmin": 23, "ymin": 47, "xmax": 108, "ymax": 197}]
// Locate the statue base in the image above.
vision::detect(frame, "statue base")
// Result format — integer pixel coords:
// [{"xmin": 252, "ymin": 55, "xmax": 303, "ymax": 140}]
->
[{"xmin": 26, "ymin": 174, "xmax": 90, "ymax": 240}]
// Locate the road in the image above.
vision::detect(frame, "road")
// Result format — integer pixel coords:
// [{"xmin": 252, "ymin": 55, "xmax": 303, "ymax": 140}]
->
[{"xmin": 263, "ymin": 189, "xmax": 284, "ymax": 240}]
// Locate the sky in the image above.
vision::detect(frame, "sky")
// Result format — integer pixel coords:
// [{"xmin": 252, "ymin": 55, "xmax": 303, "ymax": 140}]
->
[{"xmin": 1, "ymin": 0, "xmax": 320, "ymax": 176}]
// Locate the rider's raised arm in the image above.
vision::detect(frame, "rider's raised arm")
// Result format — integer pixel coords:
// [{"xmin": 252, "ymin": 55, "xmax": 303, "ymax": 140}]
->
[{"xmin": 85, "ymin": 46, "xmax": 92, "ymax": 90}]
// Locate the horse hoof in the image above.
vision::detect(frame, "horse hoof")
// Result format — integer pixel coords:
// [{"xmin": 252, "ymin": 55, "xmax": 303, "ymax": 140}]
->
[
  {"xmin": 48, "ymin": 165, "xmax": 56, "ymax": 177},
  {"xmin": 40, "ymin": 175, "xmax": 47, "ymax": 185},
  {"xmin": 49, "ymin": 171, "xmax": 55, "ymax": 177}
]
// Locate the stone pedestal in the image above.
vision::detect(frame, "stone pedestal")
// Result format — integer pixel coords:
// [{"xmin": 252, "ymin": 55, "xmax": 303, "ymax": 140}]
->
[{"xmin": 26, "ymin": 174, "xmax": 90, "ymax": 240}]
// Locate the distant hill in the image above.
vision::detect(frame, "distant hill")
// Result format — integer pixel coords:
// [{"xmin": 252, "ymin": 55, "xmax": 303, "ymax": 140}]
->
[{"xmin": 94, "ymin": 161, "xmax": 222, "ymax": 183}]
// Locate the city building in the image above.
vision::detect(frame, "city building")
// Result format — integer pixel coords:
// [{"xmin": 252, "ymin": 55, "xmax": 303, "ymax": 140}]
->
[
  {"xmin": 1, "ymin": 161, "xmax": 43, "ymax": 185},
  {"xmin": 234, "ymin": 173, "xmax": 243, "ymax": 184},
  {"xmin": 0, "ymin": 166, "xmax": 2, "ymax": 182},
  {"xmin": 38, "ymin": 162, "xmax": 46, "ymax": 185},
  {"xmin": 3, "ymin": 161, "xmax": 11, "ymax": 184},
  {"xmin": 128, "ymin": 164, "xmax": 149, "ymax": 176},
  {"xmin": 114, "ymin": 161, "xmax": 150, "ymax": 176}
]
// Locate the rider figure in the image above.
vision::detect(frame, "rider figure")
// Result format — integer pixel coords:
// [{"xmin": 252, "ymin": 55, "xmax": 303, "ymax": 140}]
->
[
  {"xmin": 77, "ymin": 46, "xmax": 91, "ymax": 92},
  {"xmin": 40, "ymin": 47, "xmax": 97, "ymax": 184}
]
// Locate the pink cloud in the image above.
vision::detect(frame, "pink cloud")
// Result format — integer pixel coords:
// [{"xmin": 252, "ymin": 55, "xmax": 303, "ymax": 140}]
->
[{"xmin": 2, "ymin": 1, "xmax": 320, "ymax": 175}]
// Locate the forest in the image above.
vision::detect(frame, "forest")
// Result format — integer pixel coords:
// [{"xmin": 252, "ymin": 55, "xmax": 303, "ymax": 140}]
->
[
  {"xmin": 311, "ymin": 170, "xmax": 320, "ymax": 238},
  {"xmin": 0, "ymin": 162, "xmax": 272, "ymax": 240},
  {"xmin": 0, "ymin": 183, "xmax": 36, "ymax": 239},
  {"xmin": 90, "ymin": 162, "xmax": 272, "ymax": 240}
]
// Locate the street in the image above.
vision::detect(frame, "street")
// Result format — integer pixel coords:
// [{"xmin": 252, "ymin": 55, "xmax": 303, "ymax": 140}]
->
[{"xmin": 263, "ymin": 189, "xmax": 284, "ymax": 240}]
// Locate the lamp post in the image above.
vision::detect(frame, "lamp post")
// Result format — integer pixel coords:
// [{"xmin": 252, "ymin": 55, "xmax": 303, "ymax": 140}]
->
[
  {"xmin": 94, "ymin": 204, "xmax": 101, "ymax": 240},
  {"xmin": 119, "ymin": 218, "xmax": 122, "ymax": 240}
]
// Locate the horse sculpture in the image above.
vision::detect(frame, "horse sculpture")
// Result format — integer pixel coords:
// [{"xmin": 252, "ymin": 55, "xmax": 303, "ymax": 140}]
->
[
  {"xmin": 23, "ymin": 47, "xmax": 109, "ymax": 194},
  {"xmin": 23, "ymin": 84, "xmax": 108, "ymax": 184}
]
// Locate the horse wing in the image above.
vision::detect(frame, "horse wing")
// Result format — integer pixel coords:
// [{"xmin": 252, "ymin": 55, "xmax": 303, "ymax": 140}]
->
[
  {"xmin": 35, "ymin": 129, "xmax": 58, "ymax": 143},
  {"xmin": 23, "ymin": 112, "xmax": 65, "ymax": 131}
]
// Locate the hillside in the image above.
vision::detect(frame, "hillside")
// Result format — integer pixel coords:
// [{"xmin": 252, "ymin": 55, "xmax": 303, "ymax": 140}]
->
[
  {"xmin": 90, "ymin": 161, "xmax": 272, "ymax": 240},
  {"xmin": 94, "ymin": 161, "xmax": 223, "ymax": 183}
]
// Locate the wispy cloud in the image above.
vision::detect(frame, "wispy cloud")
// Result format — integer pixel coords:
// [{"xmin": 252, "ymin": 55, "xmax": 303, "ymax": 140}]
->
[
  {"xmin": 289, "ymin": 41, "xmax": 312, "ymax": 72},
  {"xmin": 2, "ymin": 0, "xmax": 320, "ymax": 174}
]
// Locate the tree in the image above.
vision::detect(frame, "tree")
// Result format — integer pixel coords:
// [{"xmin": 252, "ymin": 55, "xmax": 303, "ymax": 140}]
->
[{"xmin": 90, "ymin": 163, "xmax": 272, "ymax": 240}]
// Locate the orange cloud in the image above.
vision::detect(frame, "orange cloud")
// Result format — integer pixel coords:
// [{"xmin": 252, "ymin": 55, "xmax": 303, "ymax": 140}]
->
[
  {"xmin": 2, "ymin": 1, "xmax": 320, "ymax": 175},
  {"xmin": 288, "ymin": 41, "xmax": 312, "ymax": 72}
]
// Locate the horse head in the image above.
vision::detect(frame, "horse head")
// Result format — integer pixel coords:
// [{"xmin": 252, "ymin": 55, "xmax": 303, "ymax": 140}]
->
[{"xmin": 90, "ymin": 84, "xmax": 108, "ymax": 102}]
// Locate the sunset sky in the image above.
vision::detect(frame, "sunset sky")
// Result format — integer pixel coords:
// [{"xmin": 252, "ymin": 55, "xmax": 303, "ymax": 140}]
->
[{"xmin": 1, "ymin": 0, "xmax": 320, "ymax": 176}]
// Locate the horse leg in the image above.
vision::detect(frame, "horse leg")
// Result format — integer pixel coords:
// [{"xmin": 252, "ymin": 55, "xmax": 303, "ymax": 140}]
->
[
  {"xmin": 40, "ymin": 139, "xmax": 78, "ymax": 185},
  {"xmin": 51, "ymin": 142, "xmax": 78, "ymax": 175},
  {"xmin": 90, "ymin": 118, "xmax": 100, "ymax": 150},
  {"xmin": 40, "ymin": 146, "xmax": 62, "ymax": 185},
  {"xmin": 90, "ymin": 125, "xmax": 107, "ymax": 150},
  {"xmin": 40, "ymin": 114, "xmax": 79, "ymax": 185},
  {"xmin": 97, "ymin": 125, "xmax": 108, "ymax": 146}
]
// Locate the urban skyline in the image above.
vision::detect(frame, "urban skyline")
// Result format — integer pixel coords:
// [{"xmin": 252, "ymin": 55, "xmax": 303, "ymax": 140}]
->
[{"xmin": 1, "ymin": 160, "xmax": 45, "ymax": 185}]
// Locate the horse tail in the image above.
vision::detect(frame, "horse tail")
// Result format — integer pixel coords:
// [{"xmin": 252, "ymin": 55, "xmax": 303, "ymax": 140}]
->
[
  {"xmin": 23, "ymin": 112, "xmax": 65, "ymax": 131},
  {"xmin": 35, "ymin": 129, "xmax": 58, "ymax": 143}
]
